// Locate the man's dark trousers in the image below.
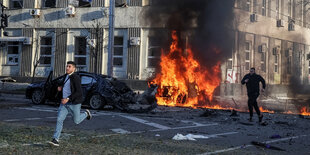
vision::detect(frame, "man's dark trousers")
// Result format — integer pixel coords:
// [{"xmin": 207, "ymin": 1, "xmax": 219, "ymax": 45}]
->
[{"xmin": 248, "ymin": 92, "xmax": 261, "ymax": 118}]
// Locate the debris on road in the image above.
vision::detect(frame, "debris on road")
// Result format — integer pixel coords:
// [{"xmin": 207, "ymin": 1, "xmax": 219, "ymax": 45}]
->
[
  {"xmin": 270, "ymin": 134, "xmax": 282, "ymax": 139},
  {"xmin": 251, "ymin": 141, "xmax": 286, "ymax": 151},
  {"xmin": 200, "ymin": 109, "xmax": 216, "ymax": 117},
  {"xmin": 230, "ymin": 109, "xmax": 238, "ymax": 117},
  {"xmin": 172, "ymin": 133, "xmax": 210, "ymax": 141}
]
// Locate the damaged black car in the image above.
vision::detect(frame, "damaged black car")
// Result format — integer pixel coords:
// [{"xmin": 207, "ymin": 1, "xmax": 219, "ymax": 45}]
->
[{"xmin": 26, "ymin": 71, "xmax": 158, "ymax": 113}]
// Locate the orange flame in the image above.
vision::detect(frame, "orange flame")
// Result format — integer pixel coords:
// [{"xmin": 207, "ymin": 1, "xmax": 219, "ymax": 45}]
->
[
  {"xmin": 259, "ymin": 107, "xmax": 274, "ymax": 114},
  {"xmin": 153, "ymin": 31, "xmax": 221, "ymax": 108},
  {"xmin": 300, "ymin": 107, "xmax": 310, "ymax": 116}
]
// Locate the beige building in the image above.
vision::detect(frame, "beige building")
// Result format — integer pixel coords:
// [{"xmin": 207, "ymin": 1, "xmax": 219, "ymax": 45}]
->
[
  {"xmin": 222, "ymin": 0, "xmax": 310, "ymax": 96},
  {"xmin": 0, "ymin": 0, "xmax": 309, "ymax": 95}
]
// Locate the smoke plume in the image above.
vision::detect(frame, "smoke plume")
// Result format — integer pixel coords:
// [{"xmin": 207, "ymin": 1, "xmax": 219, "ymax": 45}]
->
[{"xmin": 143, "ymin": 0, "xmax": 235, "ymax": 67}]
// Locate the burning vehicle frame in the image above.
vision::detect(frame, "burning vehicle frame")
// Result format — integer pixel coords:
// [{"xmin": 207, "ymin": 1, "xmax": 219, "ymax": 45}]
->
[{"xmin": 26, "ymin": 71, "xmax": 158, "ymax": 113}]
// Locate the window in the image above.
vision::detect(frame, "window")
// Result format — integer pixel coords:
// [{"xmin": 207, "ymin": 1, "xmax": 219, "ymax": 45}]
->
[
  {"xmin": 43, "ymin": 0, "xmax": 56, "ymax": 8},
  {"xmin": 113, "ymin": 36, "xmax": 124, "ymax": 67},
  {"xmin": 10, "ymin": 0, "xmax": 23, "ymax": 9},
  {"xmin": 75, "ymin": 37, "xmax": 87, "ymax": 70},
  {"xmin": 261, "ymin": 52, "xmax": 265, "ymax": 72},
  {"xmin": 262, "ymin": 0, "xmax": 266, "ymax": 16},
  {"xmin": 253, "ymin": 0, "xmax": 257, "ymax": 13},
  {"xmin": 39, "ymin": 37, "xmax": 53, "ymax": 66},
  {"xmin": 246, "ymin": 0, "xmax": 251, "ymax": 12},
  {"xmin": 308, "ymin": 61, "xmax": 310, "ymax": 75},
  {"xmin": 227, "ymin": 58, "xmax": 233, "ymax": 70},
  {"xmin": 81, "ymin": 76, "xmax": 96, "ymax": 85},
  {"xmin": 115, "ymin": 0, "xmax": 127, "ymax": 7},
  {"xmin": 274, "ymin": 55, "xmax": 279, "ymax": 73},
  {"xmin": 287, "ymin": 56, "xmax": 292, "ymax": 74},
  {"xmin": 79, "ymin": 0, "xmax": 91, "ymax": 7},
  {"xmin": 245, "ymin": 62, "xmax": 250, "ymax": 70},
  {"xmin": 69, "ymin": 0, "xmax": 91, "ymax": 7},
  {"xmin": 148, "ymin": 37, "xmax": 161, "ymax": 68},
  {"xmin": 288, "ymin": 0, "xmax": 293, "ymax": 18},
  {"xmin": 245, "ymin": 42, "xmax": 251, "ymax": 71},
  {"xmin": 7, "ymin": 42, "xmax": 19, "ymax": 65}
]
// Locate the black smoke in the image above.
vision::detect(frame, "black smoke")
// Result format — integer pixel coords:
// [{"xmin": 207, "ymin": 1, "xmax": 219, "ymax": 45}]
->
[{"xmin": 143, "ymin": 0, "xmax": 235, "ymax": 68}]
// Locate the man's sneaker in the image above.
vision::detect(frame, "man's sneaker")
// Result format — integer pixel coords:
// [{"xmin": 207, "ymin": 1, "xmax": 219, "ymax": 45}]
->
[
  {"xmin": 86, "ymin": 109, "xmax": 92, "ymax": 120},
  {"xmin": 259, "ymin": 115, "xmax": 263, "ymax": 123},
  {"xmin": 48, "ymin": 139, "xmax": 59, "ymax": 147}
]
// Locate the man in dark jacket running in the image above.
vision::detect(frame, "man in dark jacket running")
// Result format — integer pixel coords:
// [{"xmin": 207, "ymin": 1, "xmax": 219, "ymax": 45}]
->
[
  {"xmin": 241, "ymin": 67, "xmax": 266, "ymax": 123},
  {"xmin": 49, "ymin": 61, "xmax": 92, "ymax": 146}
]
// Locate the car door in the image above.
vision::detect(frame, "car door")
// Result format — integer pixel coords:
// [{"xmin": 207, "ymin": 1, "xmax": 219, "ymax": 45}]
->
[
  {"xmin": 47, "ymin": 75, "xmax": 65, "ymax": 102},
  {"xmin": 80, "ymin": 75, "xmax": 97, "ymax": 102}
]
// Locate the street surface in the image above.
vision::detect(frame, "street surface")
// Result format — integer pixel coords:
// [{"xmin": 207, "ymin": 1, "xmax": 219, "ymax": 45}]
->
[{"xmin": 0, "ymin": 96, "xmax": 309, "ymax": 154}]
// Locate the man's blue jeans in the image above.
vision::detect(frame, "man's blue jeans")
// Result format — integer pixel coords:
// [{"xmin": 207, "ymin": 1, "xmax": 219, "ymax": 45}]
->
[{"xmin": 53, "ymin": 102, "xmax": 87, "ymax": 140}]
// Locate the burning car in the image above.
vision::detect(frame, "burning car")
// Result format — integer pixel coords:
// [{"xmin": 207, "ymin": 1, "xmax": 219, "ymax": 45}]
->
[{"xmin": 26, "ymin": 71, "xmax": 158, "ymax": 113}]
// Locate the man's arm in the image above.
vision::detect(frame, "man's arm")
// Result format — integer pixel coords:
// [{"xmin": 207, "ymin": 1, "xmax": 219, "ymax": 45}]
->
[
  {"xmin": 259, "ymin": 75, "xmax": 266, "ymax": 89},
  {"xmin": 241, "ymin": 74, "xmax": 248, "ymax": 85}
]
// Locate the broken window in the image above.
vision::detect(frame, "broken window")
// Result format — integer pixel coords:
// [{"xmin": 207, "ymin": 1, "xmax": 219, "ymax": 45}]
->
[
  {"xmin": 113, "ymin": 36, "xmax": 124, "ymax": 67},
  {"xmin": 7, "ymin": 42, "xmax": 19, "ymax": 65},
  {"xmin": 69, "ymin": 0, "xmax": 91, "ymax": 7},
  {"xmin": 10, "ymin": 0, "xmax": 23, "ymax": 9},
  {"xmin": 39, "ymin": 37, "xmax": 53, "ymax": 65},
  {"xmin": 43, "ymin": 0, "xmax": 56, "ymax": 8},
  {"xmin": 81, "ymin": 76, "xmax": 96, "ymax": 85},
  {"xmin": 79, "ymin": 0, "xmax": 91, "ymax": 7},
  {"xmin": 75, "ymin": 37, "xmax": 87, "ymax": 71},
  {"xmin": 148, "ymin": 37, "xmax": 161, "ymax": 68},
  {"xmin": 115, "ymin": 0, "xmax": 127, "ymax": 7}
]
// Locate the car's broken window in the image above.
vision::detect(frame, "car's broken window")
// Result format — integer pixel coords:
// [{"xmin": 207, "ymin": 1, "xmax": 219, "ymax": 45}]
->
[{"xmin": 81, "ymin": 76, "xmax": 96, "ymax": 85}]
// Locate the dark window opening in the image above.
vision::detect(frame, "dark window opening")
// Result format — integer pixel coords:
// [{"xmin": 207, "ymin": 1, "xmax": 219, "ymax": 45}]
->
[
  {"xmin": 43, "ymin": 0, "xmax": 56, "ymax": 8},
  {"xmin": 148, "ymin": 37, "xmax": 161, "ymax": 68},
  {"xmin": 75, "ymin": 37, "xmax": 87, "ymax": 55},
  {"xmin": 113, "ymin": 58, "xmax": 123, "ymax": 66},
  {"xmin": 113, "ymin": 36, "xmax": 124, "ymax": 67},
  {"xmin": 115, "ymin": 0, "xmax": 128, "ymax": 7},
  {"xmin": 245, "ymin": 62, "xmax": 250, "ymax": 70},
  {"xmin": 79, "ymin": 0, "xmax": 91, "ymax": 7},
  {"xmin": 10, "ymin": 0, "xmax": 23, "ymax": 9},
  {"xmin": 227, "ymin": 59, "xmax": 233, "ymax": 70}
]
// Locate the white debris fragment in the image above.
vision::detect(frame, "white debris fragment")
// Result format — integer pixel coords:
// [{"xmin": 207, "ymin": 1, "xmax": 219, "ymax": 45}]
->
[
  {"xmin": 155, "ymin": 134, "xmax": 160, "ymax": 137},
  {"xmin": 0, "ymin": 140, "xmax": 9, "ymax": 148},
  {"xmin": 172, "ymin": 133, "xmax": 209, "ymax": 141}
]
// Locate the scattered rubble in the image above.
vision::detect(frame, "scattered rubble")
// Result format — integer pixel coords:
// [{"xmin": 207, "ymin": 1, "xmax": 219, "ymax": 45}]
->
[
  {"xmin": 200, "ymin": 109, "xmax": 216, "ymax": 117},
  {"xmin": 270, "ymin": 134, "xmax": 281, "ymax": 139},
  {"xmin": 230, "ymin": 110, "xmax": 238, "ymax": 117},
  {"xmin": 251, "ymin": 141, "xmax": 285, "ymax": 151}
]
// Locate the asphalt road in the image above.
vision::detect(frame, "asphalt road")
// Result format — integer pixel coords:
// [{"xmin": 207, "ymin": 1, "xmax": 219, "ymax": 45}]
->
[{"xmin": 0, "ymin": 98, "xmax": 309, "ymax": 155}]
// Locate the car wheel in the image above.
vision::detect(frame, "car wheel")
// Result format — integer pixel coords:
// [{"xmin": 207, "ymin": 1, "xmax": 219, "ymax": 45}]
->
[
  {"xmin": 89, "ymin": 94, "xmax": 104, "ymax": 110},
  {"xmin": 32, "ymin": 89, "xmax": 45, "ymax": 104}
]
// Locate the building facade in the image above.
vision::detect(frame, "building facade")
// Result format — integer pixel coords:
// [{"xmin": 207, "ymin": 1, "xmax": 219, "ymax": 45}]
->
[{"xmin": 0, "ymin": 0, "xmax": 309, "ymax": 95}]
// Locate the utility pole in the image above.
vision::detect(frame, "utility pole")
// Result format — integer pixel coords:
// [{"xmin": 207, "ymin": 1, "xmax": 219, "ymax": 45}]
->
[{"xmin": 107, "ymin": 0, "xmax": 115, "ymax": 76}]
